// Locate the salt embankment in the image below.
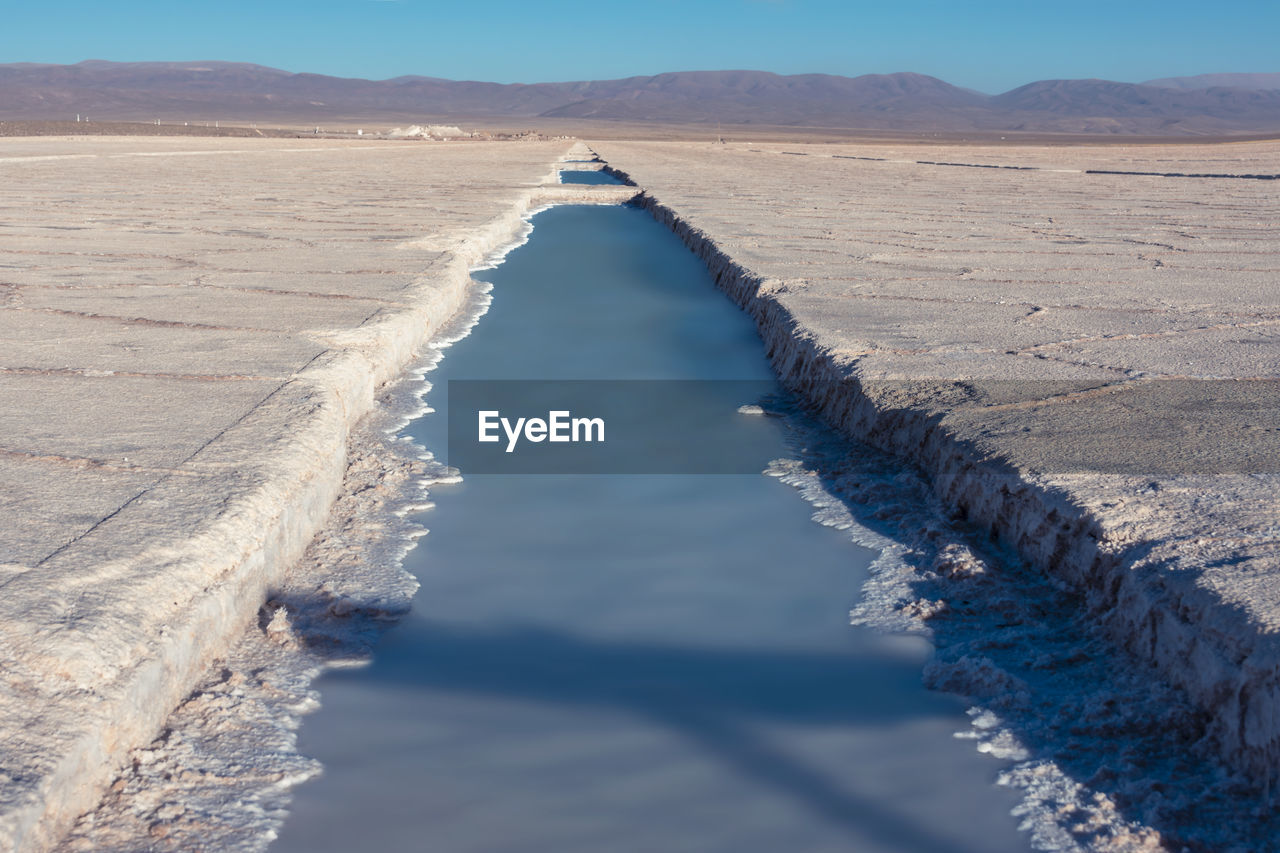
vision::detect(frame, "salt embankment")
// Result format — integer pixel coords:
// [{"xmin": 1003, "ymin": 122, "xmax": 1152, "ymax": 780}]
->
[
  {"xmin": 591, "ymin": 140, "xmax": 1280, "ymax": 783},
  {"xmin": 0, "ymin": 136, "xmax": 635, "ymax": 852}
]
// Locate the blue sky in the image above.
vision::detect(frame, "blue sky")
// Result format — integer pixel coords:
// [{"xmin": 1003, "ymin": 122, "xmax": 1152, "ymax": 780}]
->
[{"xmin": 2, "ymin": 0, "xmax": 1276, "ymax": 94}]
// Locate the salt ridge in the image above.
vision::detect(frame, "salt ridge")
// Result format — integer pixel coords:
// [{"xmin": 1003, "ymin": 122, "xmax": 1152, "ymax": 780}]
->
[
  {"xmin": 53, "ymin": 166, "xmax": 593, "ymax": 852},
  {"xmin": 617, "ymin": 171, "xmax": 1280, "ymax": 851}
]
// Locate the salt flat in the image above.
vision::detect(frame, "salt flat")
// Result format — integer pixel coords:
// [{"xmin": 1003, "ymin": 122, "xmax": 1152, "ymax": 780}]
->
[
  {"xmin": 5, "ymin": 132, "xmax": 1278, "ymax": 849},
  {"xmin": 593, "ymin": 139, "xmax": 1280, "ymax": 779},
  {"xmin": 0, "ymin": 136, "xmax": 645, "ymax": 852}
]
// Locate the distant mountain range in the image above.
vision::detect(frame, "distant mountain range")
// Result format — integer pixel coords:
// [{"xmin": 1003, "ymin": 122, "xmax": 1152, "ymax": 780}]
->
[
  {"xmin": 1141, "ymin": 72, "xmax": 1280, "ymax": 91},
  {"xmin": 2, "ymin": 61, "xmax": 1279, "ymax": 135}
]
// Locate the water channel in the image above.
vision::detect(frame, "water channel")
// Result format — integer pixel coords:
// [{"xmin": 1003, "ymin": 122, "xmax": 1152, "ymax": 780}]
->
[
  {"xmin": 271, "ymin": 203, "xmax": 1030, "ymax": 853},
  {"xmin": 559, "ymin": 169, "xmax": 628, "ymax": 185}
]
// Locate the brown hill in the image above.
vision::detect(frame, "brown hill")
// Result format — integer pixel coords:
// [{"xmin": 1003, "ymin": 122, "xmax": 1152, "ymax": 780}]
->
[
  {"xmin": 990, "ymin": 78, "xmax": 1280, "ymax": 134},
  {"xmin": 1144, "ymin": 72, "xmax": 1280, "ymax": 91},
  {"xmin": 2, "ymin": 61, "xmax": 1279, "ymax": 135},
  {"xmin": 537, "ymin": 71, "xmax": 988, "ymax": 127}
]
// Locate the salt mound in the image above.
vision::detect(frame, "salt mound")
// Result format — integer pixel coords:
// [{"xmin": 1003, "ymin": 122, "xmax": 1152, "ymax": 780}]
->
[{"xmin": 388, "ymin": 124, "xmax": 471, "ymax": 140}]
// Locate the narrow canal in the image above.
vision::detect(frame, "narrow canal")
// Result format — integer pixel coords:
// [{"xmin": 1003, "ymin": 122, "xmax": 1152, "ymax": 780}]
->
[
  {"xmin": 559, "ymin": 169, "xmax": 628, "ymax": 185},
  {"xmin": 271, "ymin": 203, "xmax": 1030, "ymax": 853}
]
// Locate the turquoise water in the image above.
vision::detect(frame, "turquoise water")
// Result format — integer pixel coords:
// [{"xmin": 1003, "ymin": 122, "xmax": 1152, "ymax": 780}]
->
[
  {"xmin": 271, "ymin": 205, "xmax": 1029, "ymax": 853},
  {"xmin": 559, "ymin": 169, "xmax": 628, "ymax": 185}
]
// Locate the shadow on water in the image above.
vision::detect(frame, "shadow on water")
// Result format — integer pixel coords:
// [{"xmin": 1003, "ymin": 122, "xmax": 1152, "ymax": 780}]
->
[{"xmin": 280, "ymin": 606, "xmax": 995, "ymax": 853}]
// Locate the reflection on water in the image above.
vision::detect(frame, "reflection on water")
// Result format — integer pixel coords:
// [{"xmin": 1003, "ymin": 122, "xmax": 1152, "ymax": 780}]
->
[{"xmin": 271, "ymin": 205, "xmax": 1029, "ymax": 853}]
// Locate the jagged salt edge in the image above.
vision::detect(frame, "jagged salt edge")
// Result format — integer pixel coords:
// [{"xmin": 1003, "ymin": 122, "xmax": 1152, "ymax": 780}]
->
[
  {"xmin": 54, "ymin": 204, "xmax": 553, "ymax": 853},
  {"xmin": 363, "ymin": 201, "xmax": 548, "ymax": 502},
  {"xmin": 221, "ymin": 215, "xmax": 534, "ymax": 844},
  {"xmin": 372, "ymin": 205, "xmax": 542, "ymax": 458},
  {"xmin": 470, "ymin": 204, "xmax": 548, "ymax": 272},
  {"xmin": 379, "ymin": 201, "xmax": 548, "ymax": 480},
  {"xmin": 763, "ymin": 457, "xmax": 919, "ymax": 636},
  {"xmin": 761, "ymin": 435, "xmax": 1135, "ymax": 853},
  {"xmin": 240, "ymin": 200, "xmax": 552, "ymax": 840}
]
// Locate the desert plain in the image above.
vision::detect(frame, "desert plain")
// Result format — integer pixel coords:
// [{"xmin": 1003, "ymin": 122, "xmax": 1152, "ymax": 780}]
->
[{"xmin": 0, "ymin": 132, "xmax": 1277, "ymax": 851}]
